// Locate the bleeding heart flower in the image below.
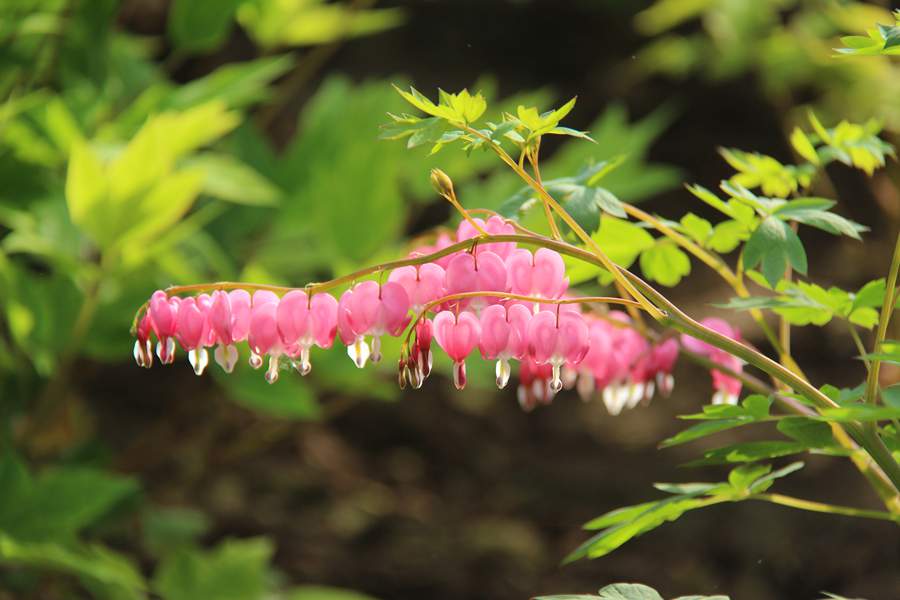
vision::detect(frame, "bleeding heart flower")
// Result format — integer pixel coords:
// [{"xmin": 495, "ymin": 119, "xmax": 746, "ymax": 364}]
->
[
  {"xmin": 388, "ymin": 263, "xmax": 445, "ymax": 313},
  {"xmin": 408, "ymin": 318, "xmax": 434, "ymax": 389},
  {"xmin": 338, "ymin": 281, "xmax": 410, "ymax": 368},
  {"xmin": 478, "ymin": 303, "xmax": 532, "ymax": 388},
  {"xmin": 175, "ymin": 297, "xmax": 209, "ymax": 375},
  {"xmin": 277, "ymin": 290, "xmax": 339, "ymax": 375},
  {"xmin": 527, "ymin": 308, "xmax": 590, "ymax": 392},
  {"xmin": 149, "ymin": 290, "xmax": 180, "ymax": 365},
  {"xmin": 709, "ymin": 349, "xmax": 743, "ymax": 405},
  {"xmin": 133, "ymin": 312, "xmax": 154, "ymax": 369},
  {"xmin": 505, "ymin": 248, "xmax": 568, "ymax": 306},
  {"xmin": 443, "ymin": 251, "xmax": 507, "ymax": 311},
  {"xmin": 456, "ymin": 216, "xmax": 516, "ymax": 259},
  {"xmin": 681, "ymin": 318, "xmax": 740, "ymax": 356},
  {"xmin": 248, "ymin": 290, "xmax": 282, "ymax": 383},
  {"xmin": 433, "ymin": 310, "xmax": 481, "ymax": 390},
  {"xmin": 650, "ymin": 339, "xmax": 679, "ymax": 397},
  {"xmin": 517, "ymin": 358, "xmax": 555, "ymax": 411}
]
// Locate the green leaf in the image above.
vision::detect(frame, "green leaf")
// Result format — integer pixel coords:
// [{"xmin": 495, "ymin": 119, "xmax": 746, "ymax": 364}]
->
[
  {"xmin": 239, "ymin": 2, "xmax": 404, "ymax": 48},
  {"xmin": 153, "ymin": 537, "xmax": 273, "ymax": 600},
  {"xmin": 596, "ymin": 583, "xmax": 663, "ymax": 600},
  {"xmin": 728, "ymin": 463, "xmax": 773, "ymax": 492},
  {"xmin": 776, "ymin": 417, "xmax": 835, "ymax": 448},
  {"xmin": 0, "ymin": 467, "xmax": 139, "ymax": 543},
  {"xmin": 774, "ymin": 207, "xmax": 867, "ymax": 240},
  {"xmin": 0, "ymin": 533, "xmax": 146, "ymax": 595},
  {"xmin": 679, "ymin": 213, "xmax": 712, "ymax": 245},
  {"xmin": 790, "ymin": 127, "xmax": 819, "ymax": 165},
  {"xmin": 185, "ymin": 153, "xmax": 281, "ymax": 206},
  {"xmin": 164, "ymin": 55, "xmax": 294, "ymax": 110},
  {"xmin": 639, "ymin": 239, "xmax": 691, "ymax": 286},
  {"xmin": 851, "ymin": 279, "xmax": 886, "ymax": 312},
  {"xmin": 660, "ymin": 419, "xmax": 752, "ymax": 448},
  {"xmin": 881, "ymin": 385, "xmax": 900, "ymax": 409},
  {"xmin": 568, "ymin": 495, "xmax": 708, "ymax": 561},
  {"xmin": 746, "ymin": 461, "xmax": 805, "ymax": 493},
  {"xmin": 742, "ymin": 216, "xmax": 807, "ymax": 287},
  {"xmin": 142, "ymin": 507, "xmax": 210, "ymax": 557},
  {"xmin": 168, "ymin": 0, "xmax": 243, "ymax": 52},
  {"xmin": 65, "ymin": 140, "xmax": 107, "ymax": 241},
  {"xmin": 707, "ymin": 220, "xmax": 748, "ymax": 253},
  {"xmin": 287, "ymin": 586, "xmax": 380, "ymax": 600},
  {"xmin": 819, "ymin": 404, "xmax": 900, "ymax": 423},
  {"xmin": 687, "ymin": 441, "xmax": 806, "ymax": 466}
]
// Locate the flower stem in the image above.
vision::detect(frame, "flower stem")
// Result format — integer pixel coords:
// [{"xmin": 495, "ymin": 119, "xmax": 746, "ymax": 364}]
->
[
  {"xmin": 751, "ymin": 493, "xmax": 900, "ymax": 523},
  {"xmin": 865, "ymin": 232, "xmax": 900, "ymax": 405}
]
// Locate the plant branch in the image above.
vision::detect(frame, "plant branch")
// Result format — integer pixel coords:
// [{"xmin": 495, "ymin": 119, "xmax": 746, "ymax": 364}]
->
[
  {"xmin": 865, "ymin": 232, "xmax": 900, "ymax": 405},
  {"xmin": 751, "ymin": 493, "xmax": 900, "ymax": 523}
]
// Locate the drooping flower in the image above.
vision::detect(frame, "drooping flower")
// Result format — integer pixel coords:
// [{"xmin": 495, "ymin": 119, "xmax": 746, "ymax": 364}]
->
[
  {"xmin": 650, "ymin": 339, "xmax": 679, "ymax": 397},
  {"xmin": 133, "ymin": 312, "xmax": 154, "ymax": 368},
  {"xmin": 456, "ymin": 216, "xmax": 516, "ymax": 259},
  {"xmin": 517, "ymin": 358, "xmax": 555, "ymax": 411},
  {"xmin": 407, "ymin": 318, "xmax": 434, "ymax": 389},
  {"xmin": 478, "ymin": 303, "xmax": 531, "ymax": 388},
  {"xmin": 388, "ymin": 263, "xmax": 445, "ymax": 313},
  {"xmin": 709, "ymin": 349, "xmax": 743, "ymax": 405},
  {"xmin": 248, "ymin": 290, "xmax": 282, "ymax": 383},
  {"xmin": 680, "ymin": 317, "xmax": 740, "ymax": 355},
  {"xmin": 443, "ymin": 250, "xmax": 507, "ymax": 312},
  {"xmin": 527, "ymin": 308, "xmax": 590, "ymax": 392},
  {"xmin": 174, "ymin": 296, "xmax": 210, "ymax": 375},
  {"xmin": 207, "ymin": 291, "xmax": 239, "ymax": 373},
  {"xmin": 149, "ymin": 290, "xmax": 180, "ymax": 364},
  {"xmin": 276, "ymin": 290, "xmax": 339, "ymax": 375},
  {"xmin": 338, "ymin": 281, "xmax": 410, "ymax": 368},
  {"xmin": 505, "ymin": 248, "xmax": 568, "ymax": 307},
  {"xmin": 573, "ymin": 316, "xmax": 613, "ymax": 401},
  {"xmin": 681, "ymin": 317, "xmax": 743, "ymax": 405},
  {"xmin": 432, "ymin": 310, "xmax": 481, "ymax": 390}
]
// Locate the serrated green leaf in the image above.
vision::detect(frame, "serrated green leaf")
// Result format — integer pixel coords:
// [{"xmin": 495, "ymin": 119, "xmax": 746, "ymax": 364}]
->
[
  {"xmin": 852, "ymin": 279, "xmax": 886, "ymax": 312},
  {"xmin": 707, "ymin": 220, "xmax": 748, "ymax": 253},
  {"xmin": 743, "ymin": 216, "xmax": 807, "ymax": 287},
  {"xmin": 640, "ymin": 239, "xmax": 691, "ymax": 286},
  {"xmin": 680, "ymin": 213, "xmax": 712, "ymax": 245}
]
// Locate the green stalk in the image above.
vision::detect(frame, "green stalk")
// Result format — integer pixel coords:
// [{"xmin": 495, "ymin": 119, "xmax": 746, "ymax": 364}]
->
[
  {"xmin": 751, "ymin": 493, "xmax": 900, "ymax": 523},
  {"xmin": 865, "ymin": 232, "xmax": 900, "ymax": 405}
]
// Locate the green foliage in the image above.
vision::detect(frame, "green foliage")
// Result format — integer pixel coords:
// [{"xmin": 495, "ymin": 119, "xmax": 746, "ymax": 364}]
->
[
  {"xmin": 566, "ymin": 462, "xmax": 804, "ymax": 561},
  {"xmin": 717, "ymin": 279, "xmax": 884, "ymax": 329},
  {"xmin": 837, "ymin": 12, "xmax": 900, "ymax": 56},
  {"xmin": 237, "ymin": 0, "xmax": 404, "ymax": 49},
  {"xmin": 154, "ymin": 537, "xmax": 273, "ymax": 600},
  {"xmin": 168, "ymin": 0, "xmax": 244, "ymax": 53}
]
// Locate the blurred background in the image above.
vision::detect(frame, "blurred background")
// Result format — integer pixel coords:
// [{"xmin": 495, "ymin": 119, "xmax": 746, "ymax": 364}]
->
[{"xmin": 1, "ymin": 0, "xmax": 899, "ymax": 599}]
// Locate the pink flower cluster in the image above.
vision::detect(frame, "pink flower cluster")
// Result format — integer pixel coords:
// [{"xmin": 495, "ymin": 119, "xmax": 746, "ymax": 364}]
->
[{"xmin": 133, "ymin": 217, "xmax": 743, "ymax": 411}]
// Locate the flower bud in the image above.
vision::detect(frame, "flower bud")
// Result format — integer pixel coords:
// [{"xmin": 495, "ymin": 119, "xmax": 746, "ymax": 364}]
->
[{"xmin": 430, "ymin": 168, "xmax": 455, "ymax": 198}]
